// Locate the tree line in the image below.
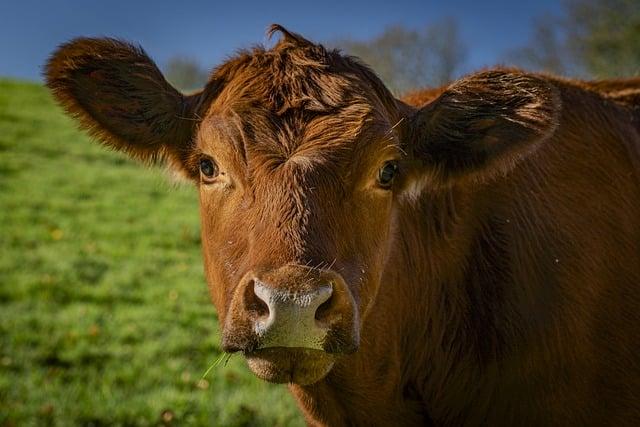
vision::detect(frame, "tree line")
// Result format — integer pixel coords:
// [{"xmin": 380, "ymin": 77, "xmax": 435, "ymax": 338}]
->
[{"xmin": 165, "ymin": 0, "xmax": 639, "ymax": 95}]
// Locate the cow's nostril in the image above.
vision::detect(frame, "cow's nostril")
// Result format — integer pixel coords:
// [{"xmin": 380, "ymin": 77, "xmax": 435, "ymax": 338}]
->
[
  {"xmin": 314, "ymin": 283, "xmax": 335, "ymax": 325},
  {"xmin": 244, "ymin": 279, "xmax": 270, "ymax": 318}
]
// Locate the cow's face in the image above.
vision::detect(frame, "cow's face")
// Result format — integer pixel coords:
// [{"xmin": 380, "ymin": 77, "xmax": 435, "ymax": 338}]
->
[
  {"xmin": 195, "ymin": 95, "xmax": 403, "ymax": 384},
  {"xmin": 190, "ymin": 36, "xmax": 411, "ymax": 383},
  {"xmin": 46, "ymin": 26, "xmax": 560, "ymax": 385}
]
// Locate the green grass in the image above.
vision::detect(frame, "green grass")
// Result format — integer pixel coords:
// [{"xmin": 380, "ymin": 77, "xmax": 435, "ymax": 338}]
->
[{"xmin": 0, "ymin": 78, "xmax": 303, "ymax": 426}]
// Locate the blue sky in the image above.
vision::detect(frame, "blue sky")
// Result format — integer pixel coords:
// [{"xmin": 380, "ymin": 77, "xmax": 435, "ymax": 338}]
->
[{"xmin": 0, "ymin": 0, "xmax": 563, "ymax": 81}]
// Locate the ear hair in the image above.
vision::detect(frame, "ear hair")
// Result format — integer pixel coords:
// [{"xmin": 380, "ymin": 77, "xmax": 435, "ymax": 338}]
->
[
  {"xmin": 409, "ymin": 70, "xmax": 561, "ymax": 186},
  {"xmin": 45, "ymin": 37, "xmax": 214, "ymax": 174}
]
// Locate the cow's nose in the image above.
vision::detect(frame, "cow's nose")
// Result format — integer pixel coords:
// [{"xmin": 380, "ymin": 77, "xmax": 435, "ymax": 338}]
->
[
  {"xmin": 222, "ymin": 265, "xmax": 358, "ymax": 354},
  {"xmin": 249, "ymin": 280, "xmax": 333, "ymax": 350}
]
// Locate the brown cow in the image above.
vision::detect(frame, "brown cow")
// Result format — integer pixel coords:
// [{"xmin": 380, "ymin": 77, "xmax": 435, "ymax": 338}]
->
[{"xmin": 45, "ymin": 26, "xmax": 640, "ymax": 426}]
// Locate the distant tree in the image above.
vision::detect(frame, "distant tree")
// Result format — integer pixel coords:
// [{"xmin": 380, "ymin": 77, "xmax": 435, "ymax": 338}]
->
[
  {"xmin": 424, "ymin": 18, "xmax": 468, "ymax": 86},
  {"xmin": 164, "ymin": 56, "xmax": 209, "ymax": 92},
  {"xmin": 506, "ymin": 0, "xmax": 640, "ymax": 78},
  {"xmin": 505, "ymin": 14, "xmax": 571, "ymax": 76},
  {"xmin": 334, "ymin": 26, "xmax": 428, "ymax": 95},
  {"xmin": 566, "ymin": 0, "xmax": 640, "ymax": 78},
  {"xmin": 333, "ymin": 19, "xmax": 467, "ymax": 95}
]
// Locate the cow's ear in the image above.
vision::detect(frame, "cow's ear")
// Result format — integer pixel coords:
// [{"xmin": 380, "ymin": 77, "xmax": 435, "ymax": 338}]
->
[
  {"xmin": 45, "ymin": 38, "xmax": 212, "ymax": 176},
  {"xmin": 408, "ymin": 70, "xmax": 560, "ymax": 186}
]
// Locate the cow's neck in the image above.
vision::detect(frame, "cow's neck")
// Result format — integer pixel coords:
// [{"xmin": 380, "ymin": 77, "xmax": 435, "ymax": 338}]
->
[
  {"xmin": 290, "ymin": 186, "xmax": 499, "ymax": 425},
  {"xmin": 353, "ymin": 182, "xmax": 542, "ymax": 424}
]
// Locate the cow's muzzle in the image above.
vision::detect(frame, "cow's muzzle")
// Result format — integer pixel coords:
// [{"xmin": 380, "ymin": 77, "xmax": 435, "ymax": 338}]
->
[{"xmin": 221, "ymin": 264, "xmax": 358, "ymax": 384}]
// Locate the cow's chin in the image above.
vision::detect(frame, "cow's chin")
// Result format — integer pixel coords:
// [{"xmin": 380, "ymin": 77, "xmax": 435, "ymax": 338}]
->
[{"xmin": 245, "ymin": 347, "xmax": 335, "ymax": 385}]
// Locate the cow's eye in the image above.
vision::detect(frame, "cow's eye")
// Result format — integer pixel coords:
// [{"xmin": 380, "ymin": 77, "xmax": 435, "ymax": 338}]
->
[
  {"xmin": 377, "ymin": 161, "xmax": 398, "ymax": 188},
  {"xmin": 199, "ymin": 157, "xmax": 218, "ymax": 179}
]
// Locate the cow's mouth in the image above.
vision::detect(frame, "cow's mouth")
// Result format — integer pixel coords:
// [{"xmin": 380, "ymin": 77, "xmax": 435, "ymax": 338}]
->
[{"xmin": 244, "ymin": 347, "xmax": 335, "ymax": 385}]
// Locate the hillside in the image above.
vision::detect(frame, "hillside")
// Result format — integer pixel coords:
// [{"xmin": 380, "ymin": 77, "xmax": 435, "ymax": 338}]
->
[{"xmin": 0, "ymin": 79, "xmax": 302, "ymax": 426}]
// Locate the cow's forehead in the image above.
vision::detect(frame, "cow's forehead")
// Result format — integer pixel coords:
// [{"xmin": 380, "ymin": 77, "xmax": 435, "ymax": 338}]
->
[
  {"xmin": 201, "ymin": 102, "xmax": 390, "ymax": 173},
  {"xmin": 197, "ymin": 35, "xmax": 401, "ymax": 175},
  {"xmin": 241, "ymin": 103, "xmax": 376, "ymax": 155}
]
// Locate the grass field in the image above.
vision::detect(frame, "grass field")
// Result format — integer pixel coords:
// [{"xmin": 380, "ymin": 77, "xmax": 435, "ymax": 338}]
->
[{"xmin": 0, "ymin": 78, "xmax": 303, "ymax": 426}]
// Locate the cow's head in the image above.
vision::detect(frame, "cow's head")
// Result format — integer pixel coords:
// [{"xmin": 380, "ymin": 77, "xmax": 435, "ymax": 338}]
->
[{"xmin": 45, "ymin": 26, "xmax": 559, "ymax": 385}]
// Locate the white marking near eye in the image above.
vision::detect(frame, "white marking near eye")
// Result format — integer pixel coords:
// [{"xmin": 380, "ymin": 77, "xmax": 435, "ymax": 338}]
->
[{"xmin": 400, "ymin": 176, "xmax": 429, "ymax": 203}]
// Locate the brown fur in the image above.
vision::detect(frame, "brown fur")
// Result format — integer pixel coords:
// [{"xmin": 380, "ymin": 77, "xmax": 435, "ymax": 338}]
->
[{"xmin": 45, "ymin": 25, "xmax": 640, "ymax": 426}]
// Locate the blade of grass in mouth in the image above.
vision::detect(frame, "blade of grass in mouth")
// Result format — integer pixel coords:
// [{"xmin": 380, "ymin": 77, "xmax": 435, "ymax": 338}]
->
[{"xmin": 201, "ymin": 353, "xmax": 232, "ymax": 379}]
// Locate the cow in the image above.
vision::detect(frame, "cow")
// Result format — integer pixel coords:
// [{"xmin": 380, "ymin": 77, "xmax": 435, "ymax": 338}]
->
[{"xmin": 45, "ymin": 25, "xmax": 640, "ymax": 426}]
